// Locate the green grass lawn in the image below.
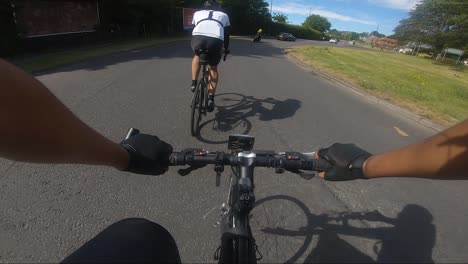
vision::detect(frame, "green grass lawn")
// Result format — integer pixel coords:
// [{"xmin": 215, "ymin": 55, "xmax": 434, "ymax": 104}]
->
[
  {"xmin": 14, "ymin": 36, "xmax": 189, "ymax": 73},
  {"xmin": 289, "ymin": 46, "xmax": 468, "ymax": 124}
]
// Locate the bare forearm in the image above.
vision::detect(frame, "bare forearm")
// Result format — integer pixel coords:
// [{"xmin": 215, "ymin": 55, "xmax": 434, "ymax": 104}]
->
[
  {"xmin": 364, "ymin": 120, "xmax": 468, "ymax": 179},
  {"xmin": 0, "ymin": 59, "xmax": 128, "ymax": 170}
]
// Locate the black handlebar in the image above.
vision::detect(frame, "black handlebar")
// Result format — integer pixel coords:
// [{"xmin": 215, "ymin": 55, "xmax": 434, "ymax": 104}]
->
[
  {"xmin": 123, "ymin": 128, "xmax": 331, "ymax": 175},
  {"xmin": 170, "ymin": 150, "xmax": 328, "ymax": 172}
]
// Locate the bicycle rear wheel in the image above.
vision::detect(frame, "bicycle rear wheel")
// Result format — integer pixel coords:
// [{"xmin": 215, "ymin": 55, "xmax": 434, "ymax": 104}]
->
[{"xmin": 190, "ymin": 80, "xmax": 203, "ymax": 136}]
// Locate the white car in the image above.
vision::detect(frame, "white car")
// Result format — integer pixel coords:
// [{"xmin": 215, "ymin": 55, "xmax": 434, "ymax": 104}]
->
[{"xmin": 329, "ymin": 38, "xmax": 339, "ymax": 44}]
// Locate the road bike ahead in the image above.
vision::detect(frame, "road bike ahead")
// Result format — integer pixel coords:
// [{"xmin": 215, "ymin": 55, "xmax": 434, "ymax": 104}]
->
[{"xmin": 191, "ymin": 49, "xmax": 228, "ymax": 136}]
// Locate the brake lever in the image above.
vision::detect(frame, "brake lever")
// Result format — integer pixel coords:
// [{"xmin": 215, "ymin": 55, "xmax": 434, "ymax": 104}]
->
[
  {"xmin": 214, "ymin": 151, "xmax": 225, "ymax": 187},
  {"xmin": 177, "ymin": 165, "xmax": 206, "ymax": 176},
  {"xmin": 216, "ymin": 172, "xmax": 221, "ymax": 187},
  {"xmin": 286, "ymin": 169, "xmax": 317, "ymax": 180}
]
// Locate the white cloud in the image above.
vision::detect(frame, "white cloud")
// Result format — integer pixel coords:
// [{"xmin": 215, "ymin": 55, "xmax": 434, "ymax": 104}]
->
[
  {"xmin": 273, "ymin": 2, "xmax": 377, "ymax": 25},
  {"xmin": 367, "ymin": 0, "xmax": 421, "ymax": 10}
]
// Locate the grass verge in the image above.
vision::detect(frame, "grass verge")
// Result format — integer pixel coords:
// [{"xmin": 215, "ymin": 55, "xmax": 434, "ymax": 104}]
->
[
  {"xmin": 288, "ymin": 46, "xmax": 468, "ymax": 125},
  {"xmin": 13, "ymin": 36, "xmax": 189, "ymax": 73}
]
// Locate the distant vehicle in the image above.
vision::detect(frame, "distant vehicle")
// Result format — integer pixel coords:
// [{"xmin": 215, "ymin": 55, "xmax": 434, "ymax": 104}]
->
[
  {"xmin": 399, "ymin": 47, "xmax": 413, "ymax": 54},
  {"xmin": 329, "ymin": 38, "xmax": 339, "ymax": 44},
  {"xmin": 277, "ymin": 32, "xmax": 296, "ymax": 41}
]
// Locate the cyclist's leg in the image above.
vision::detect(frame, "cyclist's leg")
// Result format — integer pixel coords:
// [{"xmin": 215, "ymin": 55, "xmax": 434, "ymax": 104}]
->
[
  {"xmin": 62, "ymin": 218, "xmax": 181, "ymax": 263},
  {"xmin": 192, "ymin": 55, "xmax": 201, "ymax": 82},
  {"xmin": 206, "ymin": 38, "xmax": 223, "ymax": 96},
  {"xmin": 206, "ymin": 64, "xmax": 219, "ymax": 112},
  {"xmin": 190, "ymin": 36, "xmax": 205, "ymax": 90},
  {"xmin": 208, "ymin": 65, "xmax": 218, "ymax": 95}
]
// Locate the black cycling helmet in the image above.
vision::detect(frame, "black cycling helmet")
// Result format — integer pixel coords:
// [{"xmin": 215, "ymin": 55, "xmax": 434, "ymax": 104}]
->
[{"xmin": 203, "ymin": 0, "xmax": 221, "ymax": 10}]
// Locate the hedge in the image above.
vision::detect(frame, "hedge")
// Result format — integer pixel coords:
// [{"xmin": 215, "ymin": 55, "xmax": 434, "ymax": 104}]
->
[{"xmin": 271, "ymin": 22, "xmax": 323, "ymax": 40}]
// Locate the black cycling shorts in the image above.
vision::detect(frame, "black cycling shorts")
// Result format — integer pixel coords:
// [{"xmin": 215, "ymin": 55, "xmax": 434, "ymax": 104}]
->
[
  {"xmin": 191, "ymin": 35, "xmax": 223, "ymax": 66},
  {"xmin": 62, "ymin": 218, "xmax": 181, "ymax": 263}
]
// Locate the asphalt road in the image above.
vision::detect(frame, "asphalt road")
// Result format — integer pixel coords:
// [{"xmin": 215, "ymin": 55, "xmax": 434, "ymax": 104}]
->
[{"xmin": 1, "ymin": 38, "xmax": 467, "ymax": 263}]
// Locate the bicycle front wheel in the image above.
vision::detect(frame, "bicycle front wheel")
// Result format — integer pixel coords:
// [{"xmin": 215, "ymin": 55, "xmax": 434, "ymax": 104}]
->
[
  {"xmin": 219, "ymin": 236, "xmax": 256, "ymax": 264},
  {"xmin": 190, "ymin": 80, "xmax": 203, "ymax": 136}
]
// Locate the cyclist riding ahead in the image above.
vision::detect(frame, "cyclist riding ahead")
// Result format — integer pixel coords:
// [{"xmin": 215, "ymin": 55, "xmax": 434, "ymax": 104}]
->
[{"xmin": 190, "ymin": 0, "xmax": 231, "ymax": 112}]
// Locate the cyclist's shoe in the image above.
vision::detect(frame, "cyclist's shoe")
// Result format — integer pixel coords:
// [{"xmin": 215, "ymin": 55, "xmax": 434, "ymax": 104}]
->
[
  {"xmin": 190, "ymin": 80, "xmax": 197, "ymax": 93},
  {"xmin": 207, "ymin": 96, "xmax": 215, "ymax": 112}
]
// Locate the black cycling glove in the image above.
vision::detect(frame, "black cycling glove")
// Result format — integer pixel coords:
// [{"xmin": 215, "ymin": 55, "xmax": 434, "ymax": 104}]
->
[
  {"xmin": 120, "ymin": 134, "xmax": 173, "ymax": 175},
  {"xmin": 317, "ymin": 143, "xmax": 372, "ymax": 181}
]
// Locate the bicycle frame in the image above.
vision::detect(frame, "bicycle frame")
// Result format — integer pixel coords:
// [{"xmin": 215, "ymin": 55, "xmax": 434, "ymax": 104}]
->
[
  {"xmin": 218, "ymin": 152, "xmax": 258, "ymax": 264},
  {"xmin": 199, "ymin": 63, "xmax": 210, "ymax": 115},
  {"xmin": 190, "ymin": 61, "xmax": 210, "ymax": 136}
]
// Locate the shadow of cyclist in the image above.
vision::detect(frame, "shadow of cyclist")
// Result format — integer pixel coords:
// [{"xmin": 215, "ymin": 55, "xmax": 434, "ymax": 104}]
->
[
  {"xmin": 197, "ymin": 93, "xmax": 301, "ymax": 144},
  {"xmin": 307, "ymin": 205, "xmax": 435, "ymax": 263},
  {"xmin": 253, "ymin": 195, "xmax": 435, "ymax": 263},
  {"xmin": 215, "ymin": 95, "xmax": 301, "ymax": 124}
]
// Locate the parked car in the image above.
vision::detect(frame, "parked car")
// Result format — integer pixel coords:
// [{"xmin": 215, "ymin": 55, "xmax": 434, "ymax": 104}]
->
[
  {"xmin": 399, "ymin": 47, "xmax": 413, "ymax": 54},
  {"xmin": 329, "ymin": 38, "xmax": 339, "ymax": 44},
  {"xmin": 277, "ymin": 32, "xmax": 296, "ymax": 41}
]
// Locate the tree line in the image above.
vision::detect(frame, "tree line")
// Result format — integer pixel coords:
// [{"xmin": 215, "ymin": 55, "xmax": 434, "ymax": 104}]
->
[
  {"xmin": 1, "ymin": 0, "xmax": 332, "ymax": 56},
  {"xmin": 98, "ymin": 0, "xmax": 325, "ymax": 38},
  {"xmin": 393, "ymin": 0, "xmax": 467, "ymax": 54}
]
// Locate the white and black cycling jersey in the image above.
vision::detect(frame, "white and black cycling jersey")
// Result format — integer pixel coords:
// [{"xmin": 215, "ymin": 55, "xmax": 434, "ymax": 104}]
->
[{"xmin": 192, "ymin": 10, "xmax": 230, "ymax": 41}]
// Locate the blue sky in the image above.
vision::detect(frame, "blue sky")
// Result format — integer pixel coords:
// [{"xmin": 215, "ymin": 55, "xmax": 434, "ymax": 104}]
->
[{"xmin": 270, "ymin": 0, "xmax": 421, "ymax": 35}]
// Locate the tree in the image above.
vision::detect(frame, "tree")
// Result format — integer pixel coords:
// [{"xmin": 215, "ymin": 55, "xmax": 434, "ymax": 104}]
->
[
  {"xmin": 302, "ymin": 15, "xmax": 331, "ymax": 33},
  {"xmin": 393, "ymin": 0, "xmax": 468, "ymax": 52},
  {"xmin": 0, "ymin": 1, "xmax": 18, "ymax": 56},
  {"xmin": 272, "ymin": 12, "xmax": 288, "ymax": 24},
  {"xmin": 220, "ymin": 0, "xmax": 270, "ymax": 34},
  {"xmin": 370, "ymin": 31, "xmax": 385, "ymax": 38},
  {"xmin": 328, "ymin": 29, "xmax": 360, "ymax": 40},
  {"xmin": 347, "ymin": 32, "xmax": 360, "ymax": 40}
]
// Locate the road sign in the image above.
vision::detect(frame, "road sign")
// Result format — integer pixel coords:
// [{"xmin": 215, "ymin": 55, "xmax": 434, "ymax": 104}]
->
[
  {"xmin": 443, "ymin": 48, "xmax": 465, "ymax": 64},
  {"xmin": 183, "ymin": 8, "xmax": 201, "ymax": 30},
  {"xmin": 445, "ymin": 48, "xmax": 464, "ymax": 56}
]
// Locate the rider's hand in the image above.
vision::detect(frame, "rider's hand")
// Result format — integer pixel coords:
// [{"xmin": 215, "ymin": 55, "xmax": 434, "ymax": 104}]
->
[
  {"xmin": 224, "ymin": 48, "xmax": 230, "ymax": 55},
  {"xmin": 120, "ymin": 134, "xmax": 173, "ymax": 175},
  {"xmin": 315, "ymin": 143, "xmax": 372, "ymax": 181}
]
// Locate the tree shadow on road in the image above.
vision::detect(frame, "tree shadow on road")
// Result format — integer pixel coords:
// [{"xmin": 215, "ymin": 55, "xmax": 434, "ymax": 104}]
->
[
  {"xmin": 34, "ymin": 38, "xmax": 287, "ymax": 74},
  {"xmin": 195, "ymin": 93, "xmax": 302, "ymax": 144},
  {"xmin": 251, "ymin": 195, "xmax": 435, "ymax": 263}
]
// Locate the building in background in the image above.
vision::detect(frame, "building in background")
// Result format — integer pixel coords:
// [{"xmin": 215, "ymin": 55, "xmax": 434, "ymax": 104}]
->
[
  {"xmin": 7, "ymin": 0, "xmax": 101, "ymax": 52},
  {"xmin": 374, "ymin": 37, "xmax": 399, "ymax": 50},
  {"xmin": 13, "ymin": 0, "xmax": 100, "ymax": 38}
]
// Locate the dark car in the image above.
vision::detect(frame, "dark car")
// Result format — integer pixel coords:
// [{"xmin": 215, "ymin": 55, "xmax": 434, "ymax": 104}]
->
[{"xmin": 277, "ymin": 32, "xmax": 296, "ymax": 41}]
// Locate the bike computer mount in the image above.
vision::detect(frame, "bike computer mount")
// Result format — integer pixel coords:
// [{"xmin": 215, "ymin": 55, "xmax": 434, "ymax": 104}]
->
[
  {"xmin": 213, "ymin": 135, "xmax": 255, "ymax": 187},
  {"xmin": 228, "ymin": 134, "xmax": 255, "ymax": 152}
]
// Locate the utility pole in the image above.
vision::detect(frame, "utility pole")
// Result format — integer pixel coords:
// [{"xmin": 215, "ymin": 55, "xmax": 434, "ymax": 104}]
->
[
  {"xmin": 309, "ymin": 7, "xmax": 312, "ymax": 16},
  {"xmin": 269, "ymin": 0, "xmax": 273, "ymax": 35}
]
